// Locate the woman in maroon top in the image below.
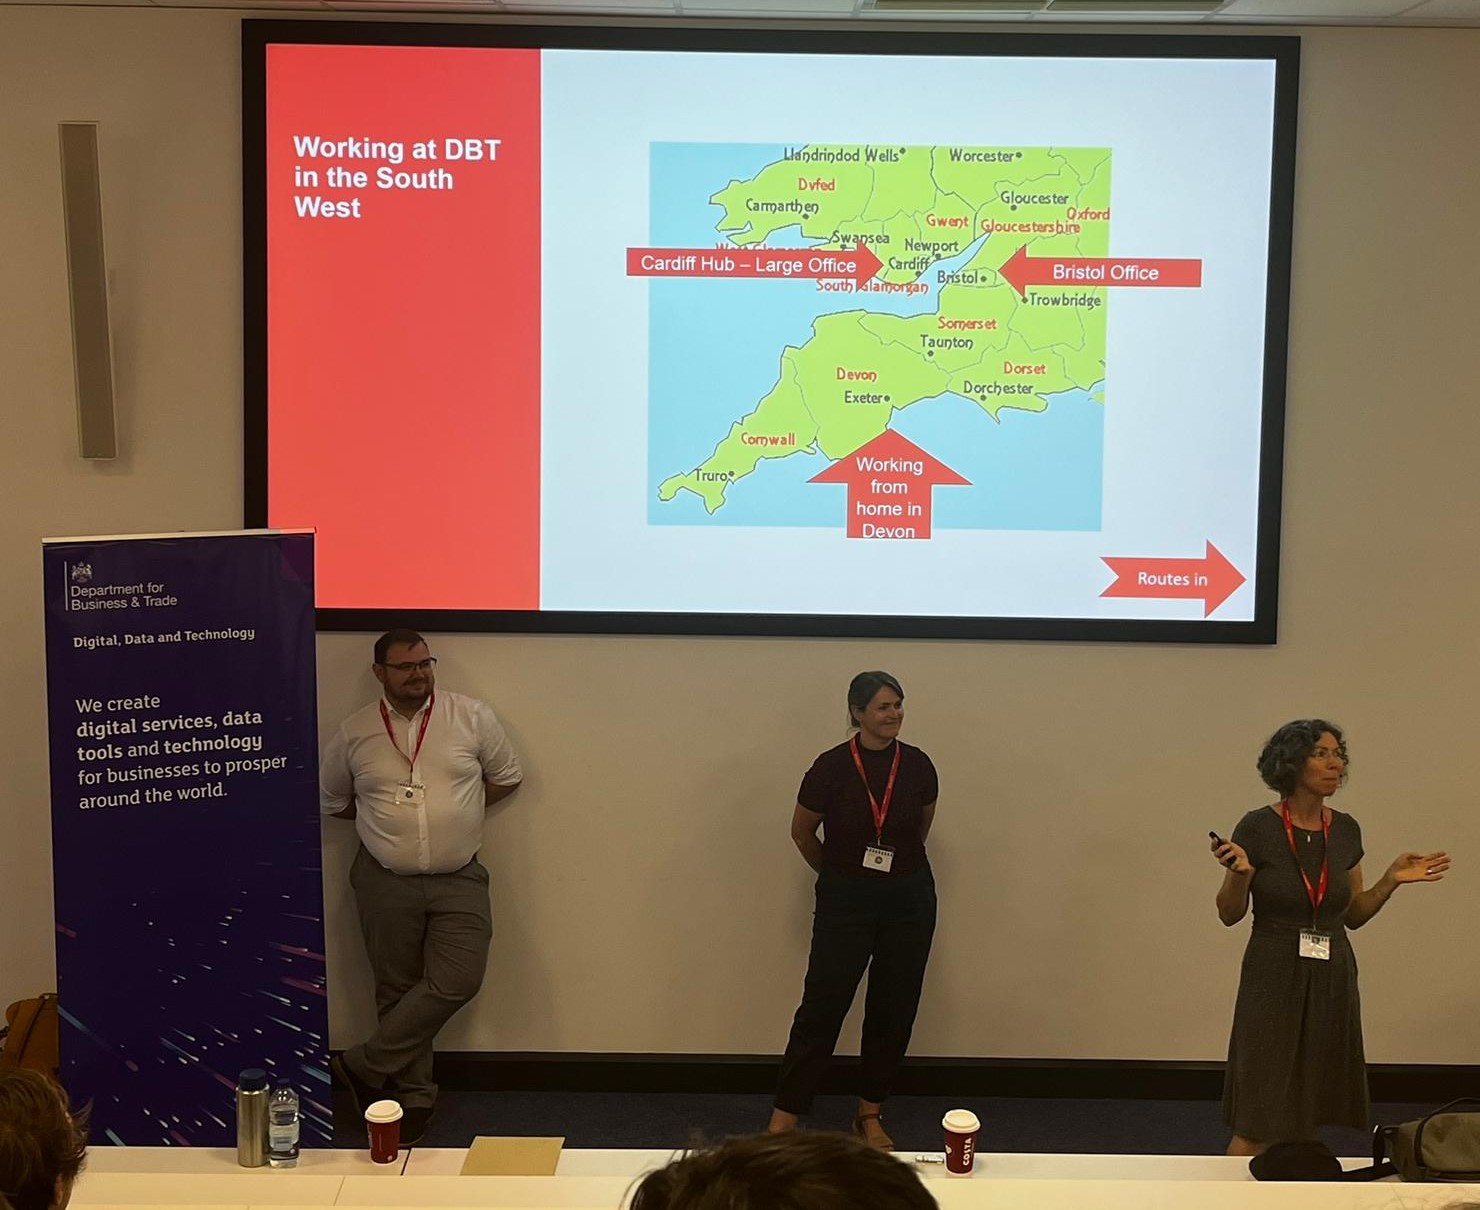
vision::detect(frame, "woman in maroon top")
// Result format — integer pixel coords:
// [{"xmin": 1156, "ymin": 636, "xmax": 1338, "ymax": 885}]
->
[{"xmin": 767, "ymin": 671, "xmax": 939, "ymax": 1150}]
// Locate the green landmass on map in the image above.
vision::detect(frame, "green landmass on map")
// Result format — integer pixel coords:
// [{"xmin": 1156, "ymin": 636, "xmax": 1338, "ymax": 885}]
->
[{"xmin": 656, "ymin": 144, "xmax": 1111, "ymax": 515}]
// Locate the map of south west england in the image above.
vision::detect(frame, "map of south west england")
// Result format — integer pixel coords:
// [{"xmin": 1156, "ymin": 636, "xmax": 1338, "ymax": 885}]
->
[{"xmin": 652, "ymin": 143, "xmax": 1111, "ymax": 522}]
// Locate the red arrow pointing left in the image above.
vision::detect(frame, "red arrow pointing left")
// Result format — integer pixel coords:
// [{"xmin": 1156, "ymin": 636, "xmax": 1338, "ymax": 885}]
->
[
  {"xmin": 809, "ymin": 429, "xmax": 970, "ymax": 539},
  {"xmin": 626, "ymin": 241, "xmax": 883, "ymax": 288},
  {"xmin": 1100, "ymin": 541, "xmax": 1246, "ymax": 617},
  {"xmin": 999, "ymin": 244, "xmax": 1202, "ymax": 299}
]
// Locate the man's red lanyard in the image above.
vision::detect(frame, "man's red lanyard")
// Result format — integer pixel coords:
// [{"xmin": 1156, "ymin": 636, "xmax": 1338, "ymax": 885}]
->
[
  {"xmin": 380, "ymin": 693, "xmax": 434, "ymax": 780},
  {"xmin": 1280, "ymin": 798, "xmax": 1330, "ymax": 923},
  {"xmin": 850, "ymin": 736, "xmax": 901, "ymax": 845}
]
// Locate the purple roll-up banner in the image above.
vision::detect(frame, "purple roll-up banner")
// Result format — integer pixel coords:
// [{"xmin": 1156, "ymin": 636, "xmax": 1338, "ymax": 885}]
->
[{"xmin": 42, "ymin": 530, "xmax": 330, "ymax": 1146}]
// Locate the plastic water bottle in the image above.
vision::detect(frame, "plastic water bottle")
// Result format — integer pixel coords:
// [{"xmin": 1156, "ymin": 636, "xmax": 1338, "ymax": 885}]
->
[{"xmin": 267, "ymin": 1081, "xmax": 300, "ymax": 1168}]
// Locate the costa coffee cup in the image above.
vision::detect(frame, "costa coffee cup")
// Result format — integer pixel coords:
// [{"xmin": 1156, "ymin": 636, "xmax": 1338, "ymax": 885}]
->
[
  {"xmin": 942, "ymin": 1108, "xmax": 981, "ymax": 1175},
  {"xmin": 365, "ymin": 1100, "xmax": 403, "ymax": 1164}
]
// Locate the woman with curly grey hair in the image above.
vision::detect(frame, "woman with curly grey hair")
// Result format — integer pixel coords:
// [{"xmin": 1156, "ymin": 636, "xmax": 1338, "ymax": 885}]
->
[{"xmin": 1210, "ymin": 719, "xmax": 1451, "ymax": 1157}]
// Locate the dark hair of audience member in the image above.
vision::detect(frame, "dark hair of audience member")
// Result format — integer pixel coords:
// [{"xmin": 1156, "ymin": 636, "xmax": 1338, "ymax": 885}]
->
[
  {"xmin": 373, "ymin": 628, "xmax": 426, "ymax": 665},
  {"xmin": 0, "ymin": 1070, "xmax": 89, "ymax": 1210},
  {"xmin": 629, "ymin": 1131, "xmax": 937, "ymax": 1210}
]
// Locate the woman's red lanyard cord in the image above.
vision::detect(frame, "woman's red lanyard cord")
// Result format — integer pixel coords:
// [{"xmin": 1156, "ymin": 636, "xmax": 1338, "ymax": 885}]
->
[
  {"xmin": 1280, "ymin": 798, "xmax": 1330, "ymax": 925},
  {"xmin": 850, "ymin": 735, "xmax": 901, "ymax": 845}
]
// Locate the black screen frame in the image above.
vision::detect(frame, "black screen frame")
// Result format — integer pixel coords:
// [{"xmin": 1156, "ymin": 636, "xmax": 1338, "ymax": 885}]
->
[{"xmin": 243, "ymin": 19, "xmax": 1298, "ymax": 644}]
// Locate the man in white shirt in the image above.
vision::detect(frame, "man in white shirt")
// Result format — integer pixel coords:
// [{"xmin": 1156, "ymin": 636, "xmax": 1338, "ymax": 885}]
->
[{"xmin": 321, "ymin": 629, "xmax": 522, "ymax": 1143}]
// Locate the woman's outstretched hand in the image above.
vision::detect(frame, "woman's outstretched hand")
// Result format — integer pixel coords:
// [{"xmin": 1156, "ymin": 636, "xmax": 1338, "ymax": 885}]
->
[{"xmin": 1386, "ymin": 851, "xmax": 1451, "ymax": 884}]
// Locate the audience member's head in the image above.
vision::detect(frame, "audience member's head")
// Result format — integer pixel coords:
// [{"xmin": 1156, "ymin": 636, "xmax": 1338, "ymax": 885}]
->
[
  {"xmin": 628, "ymin": 1131, "xmax": 937, "ymax": 1210},
  {"xmin": 0, "ymin": 1070, "xmax": 88, "ymax": 1210}
]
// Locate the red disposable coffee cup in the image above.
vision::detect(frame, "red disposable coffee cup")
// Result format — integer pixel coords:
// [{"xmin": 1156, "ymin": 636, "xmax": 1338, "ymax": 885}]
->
[
  {"xmin": 365, "ymin": 1100, "xmax": 403, "ymax": 1164},
  {"xmin": 942, "ymin": 1108, "xmax": 981, "ymax": 1175}
]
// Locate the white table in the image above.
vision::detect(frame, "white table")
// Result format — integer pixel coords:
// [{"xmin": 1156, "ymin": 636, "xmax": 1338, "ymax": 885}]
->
[
  {"xmin": 403, "ymin": 1147, "xmax": 1382, "ymax": 1181},
  {"xmin": 69, "ymin": 1147, "xmax": 1480, "ymax": 1210},
  {"xmin": 70, "ymin": 1171, "xmax": 345, "ymax": 1204},
  {"xmin": 84, "ymin": 1148, "xmax": 408, "ymax": 1176}
]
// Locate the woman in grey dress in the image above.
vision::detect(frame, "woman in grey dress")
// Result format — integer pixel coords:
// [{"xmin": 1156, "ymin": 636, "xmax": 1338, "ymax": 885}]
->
[{"xmin": 1210, "ymin": 719, "xmax": 1450, "ymax": 1157}]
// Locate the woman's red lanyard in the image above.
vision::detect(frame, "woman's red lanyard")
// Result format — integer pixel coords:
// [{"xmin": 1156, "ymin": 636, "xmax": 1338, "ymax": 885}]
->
[
  {"xmin": 380, "ymin": 693, "xmax": 434, "ymax": 781},
  {"xmin": 850, "ymin": 735, "xmax": 901, "ymax": 845},
  {"xmin": 1280, "ymin": 798, "xmax": 1330, "ymax": 924}
]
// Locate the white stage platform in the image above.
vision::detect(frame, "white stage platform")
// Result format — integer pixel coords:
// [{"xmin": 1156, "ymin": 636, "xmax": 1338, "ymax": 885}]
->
[{"xmin": 72, "ymin": 1146, "xmax": 1479, "ymax": 1209}]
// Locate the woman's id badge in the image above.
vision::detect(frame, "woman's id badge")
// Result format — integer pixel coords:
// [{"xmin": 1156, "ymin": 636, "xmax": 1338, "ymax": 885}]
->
[
  {"xmin": 1298, "ymin": 930, "xmax": 1331, "ymax": 961},
  {"xmin": 398, "ymin": 784, "xmax": 426, "ymax": 806},
  {"xmin": 862, "ymin": 845, "xmax": 894, "ymax": 873}
]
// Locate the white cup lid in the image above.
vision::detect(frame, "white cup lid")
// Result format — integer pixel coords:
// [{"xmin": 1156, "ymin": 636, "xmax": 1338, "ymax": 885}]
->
[
  {"xmin": 365, "ymin": 1099, "xmax": 403, "ymax": 1123},
  {"xmin": 942, "ymin": 1109, "xmax": 981, "ymax": 1133}
]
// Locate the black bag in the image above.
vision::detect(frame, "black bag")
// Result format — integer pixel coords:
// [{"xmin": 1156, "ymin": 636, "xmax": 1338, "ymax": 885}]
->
[
  {"xmin": 1249, "ymin": 1140, "xmax": 1394, "ymax": 1182},
  {"xmin": 1376, "ymin": 1098, "xmax": 1480, "ymax": 1182}
]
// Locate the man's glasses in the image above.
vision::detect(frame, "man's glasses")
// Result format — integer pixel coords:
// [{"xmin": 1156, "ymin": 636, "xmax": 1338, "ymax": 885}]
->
[{"xmin": 380, "ymin": 658, "xmax": 437, "ymax": 673}]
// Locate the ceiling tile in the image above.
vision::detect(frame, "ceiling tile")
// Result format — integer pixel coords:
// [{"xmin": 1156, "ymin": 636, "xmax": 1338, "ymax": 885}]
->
[
  {"xmin": 8, "ymin": 0, "xmax": 1474, "ymax": 29},
  {"xmin": 1033, "ymin": 7, "xmax": 1214, "ymax": 16},
  {"xmin": 150, "ymin": 0, "xmax": 326, "ymax": 7},
  {"xmin": 861, "ymin": 4, "xmax": 1041, "ymax": 15},
  {"xmin": 866, "ymin": 0, "xmax": 1041, "ymax": 11},
  {"xmin": 319, "ymin": 0, "xmax": 499, "ymax": 6},
  {"xmin": 322, "ymin": 0, "xmax": 502, "ymax": 9},
  {"xmin": 500, "ymin": 0, "xmax": 677, "ymax": 9},
  {"xmin": 1394, "ymin": 0, "xmax": 1480, "ymax": 19},
  {"xmin": 1043, "ymin": 0, "xmax": 1219, "ymax": 9},
  {"xmin": 680, "ymin": 0, "xmax": 857, "ymax": 11},
  {"xmin": 1218, "ymin": 0, "xmax": 1413, "ymax": 16}
]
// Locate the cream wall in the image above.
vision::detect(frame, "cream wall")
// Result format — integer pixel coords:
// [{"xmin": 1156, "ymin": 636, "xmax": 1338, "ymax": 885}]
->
[{"xmin": 2, "ymin": 10, "xmax": 1477, "ymax": 1063}]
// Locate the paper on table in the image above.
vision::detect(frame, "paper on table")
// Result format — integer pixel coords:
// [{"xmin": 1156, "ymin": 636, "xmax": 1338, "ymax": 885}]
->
[{"xmin": 459, "ymin": 1136, "xmax": 565, "ymax": 1176}]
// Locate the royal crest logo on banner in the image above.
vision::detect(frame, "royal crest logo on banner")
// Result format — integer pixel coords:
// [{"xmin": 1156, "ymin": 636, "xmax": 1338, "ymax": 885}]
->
[{"xmin": 42, "ymin": 530, "xmax": 330, "ymax": 1146}]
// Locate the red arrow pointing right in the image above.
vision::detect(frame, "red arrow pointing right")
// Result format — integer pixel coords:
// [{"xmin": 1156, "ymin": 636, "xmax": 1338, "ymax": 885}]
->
[{"xmin": 1100, "ymin": 541, "xmax": 1246, "ymax": 617}]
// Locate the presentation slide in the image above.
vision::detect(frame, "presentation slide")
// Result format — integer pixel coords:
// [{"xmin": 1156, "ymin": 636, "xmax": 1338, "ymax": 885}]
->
[{"xmin": 247, "ymin": 26, "xmax": 1296, "ymax": 640}]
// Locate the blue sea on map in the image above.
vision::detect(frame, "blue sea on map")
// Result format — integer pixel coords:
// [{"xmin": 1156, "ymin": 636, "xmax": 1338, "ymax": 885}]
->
[{"xmin": 646, "ymin": 142, "xmax": 1103, "ymax": 532}]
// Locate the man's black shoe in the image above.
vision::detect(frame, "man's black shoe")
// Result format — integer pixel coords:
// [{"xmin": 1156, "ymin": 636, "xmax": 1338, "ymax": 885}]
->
[
  {"xmin": 329, "ymin": 1054, "xmax": 385, "ymax": 1120},
  {"xmin": 400, "ymin": 1105, "xmax": 433, "ymax": 1147}
]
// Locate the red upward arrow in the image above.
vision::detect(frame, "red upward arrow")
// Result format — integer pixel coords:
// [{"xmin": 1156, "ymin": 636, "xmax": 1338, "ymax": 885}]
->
[
  {"xmin": 1100, "ymin": 541, "xmax": 1246, "ymax": 617},
  {"xmin": 808, "ymin": 429, "xmax": 970, "ymax": 539},
  {"xmin": 998, "ymin": 244, "xmax": 1202, "ymax": 299},
  {"xmin": 626, "ymin": 241, "xmax": 883, "ymax": 288}
]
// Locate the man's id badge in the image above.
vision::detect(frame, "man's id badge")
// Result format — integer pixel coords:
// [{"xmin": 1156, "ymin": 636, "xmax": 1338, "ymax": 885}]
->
[
  {"xmin": 398, "ymin": 784, "xmax": 426, "ymax": 806},
  {"xmin": 1298, "ymin": 930, "xmax": 1331, "ymax": 961},
  {"xmin": 863, "ymin": 845, "xmax": 895, "ymax": 873}
]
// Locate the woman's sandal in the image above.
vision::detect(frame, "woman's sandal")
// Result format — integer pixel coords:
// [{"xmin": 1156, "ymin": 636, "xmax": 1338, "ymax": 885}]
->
[{"xmin": 853, "ymin": 1112, "xmax": 895, "ymax": 1151}]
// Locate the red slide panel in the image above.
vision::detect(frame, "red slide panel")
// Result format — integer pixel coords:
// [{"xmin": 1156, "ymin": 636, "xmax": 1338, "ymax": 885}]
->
[{"xmin": 266, "ymin": 44, "xmax": 541, "ymax": 610}]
